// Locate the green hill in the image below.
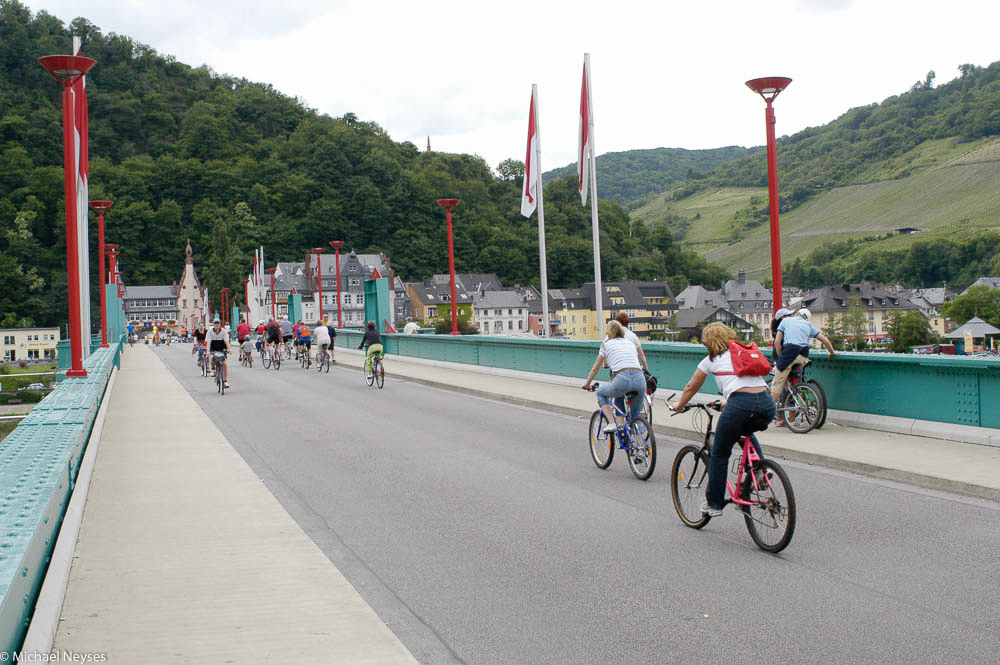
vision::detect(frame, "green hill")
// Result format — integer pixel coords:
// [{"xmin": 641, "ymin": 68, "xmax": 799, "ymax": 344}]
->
[{"xmin": 542, "ymin": 146, "xmax": 759, "ymax": 206}]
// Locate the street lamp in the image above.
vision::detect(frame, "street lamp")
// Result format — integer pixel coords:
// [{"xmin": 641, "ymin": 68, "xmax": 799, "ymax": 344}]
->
[
  {"xmin": 38, "ymin": 54, "xmax": 96, "ymax": 377},
  {"xmin": 89, "ymin": 200, "xmax": 113, "ymax": 347},
  {"xmin": 266, "ymin": 268, "xmax": 277, "ymax": 321},
  {"xmin": 328, "ymin": 241, "xmax": 344, "ymax": 328},
  {"xmin": 437, "ymin": 198, "xmax": 461, "ymax": 335},
  {"xmin": 746, "ymin": 76, "xmax": 792, "ymax": 313},
  {"xmin": 311, "ymin": 247, "xmax": 326, "ymax": 322},
  {"xmin": 220, "ymin": 287, "xmax": 230, "ymax": 327}
]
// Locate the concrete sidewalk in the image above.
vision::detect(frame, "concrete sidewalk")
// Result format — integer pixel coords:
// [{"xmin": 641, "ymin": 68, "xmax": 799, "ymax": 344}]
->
[
  {"xmin": 336, "ymin": 346, "xmax": 1000, "ymax": 502},
  {"xmin": 53, "ymin": 345, "xmax": 418, "ymax": 664}
]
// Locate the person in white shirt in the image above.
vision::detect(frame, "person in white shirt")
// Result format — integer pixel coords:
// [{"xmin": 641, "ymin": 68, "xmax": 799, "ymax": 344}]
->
[
  {"xmin": 582, "ymin": 320, "xmax": 646, "ymax": 432},
  {"xmin": 607, "ymin": 311, "xmax": 648, "ymax": 371},
  {"xmin": 313, "ymin": 319, "xmax": 332, "ymax": 367},
  {"xmin": 670, "ymin": 322, "xmax": 776, "ymax": 517},
  {"xmin": 403, "ymin": 317, "xmax": 420, "ymax": 334}
]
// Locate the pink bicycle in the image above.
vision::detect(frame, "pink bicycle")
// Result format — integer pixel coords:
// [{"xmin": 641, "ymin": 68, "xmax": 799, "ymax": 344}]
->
[{"xmin": 668, "ymin": 398, "xmax": 796, "ymax": 553}]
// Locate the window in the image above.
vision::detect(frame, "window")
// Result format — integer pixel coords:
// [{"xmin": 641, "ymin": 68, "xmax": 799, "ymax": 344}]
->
[
  {"xmin": 583, "ymin": 315, "xmax": 587, "ymax": 323},
  {"xmin": 428, "ymin": 307, "xmax": 437, "ymax": 318},
  {"xmin": 183, "ymin": 300, "xmax": 187, "ymax": 308},
  {"xmin": 344, "ymin": 294, "xmax": 352, "ymax": 305},
  {"xmin": 357, "ymin": 295, "xmax": 364, "ymax": 305},
  {"xmin": 349, "ymin": 278, "xmax": 360, "ymax": 287},
  {"xmin": 3, "ymin": 335, "xmax": 12, "ymax": 344},
  {"xmin": 508, "ymin": 309, "xmax": 512, "ymax": 315},
  {"xmin": 518, "ymin": 320, "xmax": 524, "ymax": 330},
  {"xmin": 508, "ymin": 320, "xmax": 513, "ymax": 330}
]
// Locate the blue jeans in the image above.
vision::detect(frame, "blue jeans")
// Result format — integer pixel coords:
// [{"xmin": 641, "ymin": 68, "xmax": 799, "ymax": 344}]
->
[
  {"xmin": 596, "ymin": 369, "xmax": 646, "ymax": 420},
  {"xmin": 706, "ymin": 391, "xmax": 777, "ymax": 510}
]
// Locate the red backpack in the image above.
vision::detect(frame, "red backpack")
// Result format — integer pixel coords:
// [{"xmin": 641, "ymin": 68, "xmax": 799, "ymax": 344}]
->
[{"xmin": 713, "ymin": 339, "xmax": 771, "ymax": 377}]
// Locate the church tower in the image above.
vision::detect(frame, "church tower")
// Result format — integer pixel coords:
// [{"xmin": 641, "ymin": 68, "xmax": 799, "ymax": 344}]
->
[{"xmin": 177, "ymin": 240, "xmax": 203, "ymax": 331}]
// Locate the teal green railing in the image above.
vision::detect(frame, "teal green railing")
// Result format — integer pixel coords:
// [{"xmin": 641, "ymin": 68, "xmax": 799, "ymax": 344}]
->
[
  {"xmin": 336, "ymin": 332, "xmax": 1000, "ymax": 429},
  {"xmin": 1, "ymin": 344, "xmax": 120, "ymax": 657}
]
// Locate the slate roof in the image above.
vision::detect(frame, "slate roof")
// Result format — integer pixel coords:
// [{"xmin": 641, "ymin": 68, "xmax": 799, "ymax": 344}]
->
[
  {"xmin": 475, "ymin": 290, "xmax": 528, "ymax": 309},
  {"xmin": 798, "ymin": 282, "xmax": 916, "ymax": 313},
  {"xmin": 674, "ymin": 307, "xmax": 753, "ymax": 331},
  {"xmin": 124, "ymin": 285, "xmax": 176, "ymax": 300},
  {"xmin": 962, "ymin": 277, "xmax": 1000, "ymax": 294},
  {"xmin": 675, "ymin": 285, "xmax": 726, "ymax": 309},
  {"xmin": 944, "ymin": 317, "xmax": 1000, "ymax": 339}
]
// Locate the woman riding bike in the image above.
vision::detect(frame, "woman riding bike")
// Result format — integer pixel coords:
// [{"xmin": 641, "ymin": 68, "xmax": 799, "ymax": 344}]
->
[
  {"xmin": 581, "ymin": 320, "xmax": 645, "ymax": 432},
  {"xmin": 358, "ymin": 321, "xmax": 383, "ymax": 372},
  {"xmin": 670, "ymin": 322, "xmax": 776, "ymax": 518}
]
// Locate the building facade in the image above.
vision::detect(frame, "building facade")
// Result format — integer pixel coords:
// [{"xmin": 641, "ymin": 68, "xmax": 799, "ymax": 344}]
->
[
  {"xmin": 124, "ymin": 285, "xmax": 179, "ymax": 330},
  {"xmin": 473, "ymin": 289, "xmax": 530, "ymax": 335},
  {"xmin": 1, "ymin": 327, "xmax": 60, "ymax": 362}
]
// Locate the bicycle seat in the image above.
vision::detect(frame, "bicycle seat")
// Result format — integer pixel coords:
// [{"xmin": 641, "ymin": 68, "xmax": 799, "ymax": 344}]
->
[
  {"xmin": 741, "ymin": 412, "xmax": 772, "ymax": 436},
  {"xmin": 625, "ymin": 391, "xmax": 640, "ymax": 400}
]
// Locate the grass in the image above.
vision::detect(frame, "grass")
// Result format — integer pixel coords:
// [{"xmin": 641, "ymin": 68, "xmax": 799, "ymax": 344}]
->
[
  {"xmin": 631, "ymin": 136, "xmax": 1000, "ymax": 275},
  {"xmin": 0, "ymin": 363, "xmax": 57, "ymax": 375},
  {"xmin": 0, "ymin": 420, "xmax": 21, "ymax": 442}
]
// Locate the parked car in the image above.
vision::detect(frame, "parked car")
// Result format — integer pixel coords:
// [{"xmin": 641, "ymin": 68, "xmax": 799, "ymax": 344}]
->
[{"xmin": 21, "ymin": 382, "xmax": 46, "ymax": 390}]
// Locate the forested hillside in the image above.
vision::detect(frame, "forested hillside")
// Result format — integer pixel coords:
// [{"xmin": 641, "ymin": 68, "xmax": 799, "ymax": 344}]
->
[
  {"xmin": 543, "ymin": 146, "xmax": 758, "ymax": 206},
  {"xmin": 0, "ymin": 1, "xmax": 727, "ymax": 329}
]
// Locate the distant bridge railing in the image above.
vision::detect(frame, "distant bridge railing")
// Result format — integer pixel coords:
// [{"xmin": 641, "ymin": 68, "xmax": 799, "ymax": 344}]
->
[{"xmin": 336, "ymin": 332, "xmax": 1000, "ymax": 429}]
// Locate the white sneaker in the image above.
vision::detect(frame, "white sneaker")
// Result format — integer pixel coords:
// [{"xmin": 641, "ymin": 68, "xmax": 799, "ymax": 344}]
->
[
  {"xmin": 700, "ymin": 501, "xmax": 724, "ymax": 517},
  {"xmin": 602, "ymin": 423, "xmax": 618, "ymax": 434}
]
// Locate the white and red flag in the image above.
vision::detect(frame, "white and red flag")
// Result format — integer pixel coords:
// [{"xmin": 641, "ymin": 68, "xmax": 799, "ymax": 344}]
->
[
  {"xmin": 520, "ymin": 85, "xmax": 551, "ymax": 336},
  {"xmin": 577, "ymin": 55, "xmax": 595, "ymax": 206},
  {"xmin": 577, "ymin": 53, "xmax": 604, "ymax": 338},
  {"xmin": 521, "ymin": 86, "xmax": 539, "ymax": 217}
]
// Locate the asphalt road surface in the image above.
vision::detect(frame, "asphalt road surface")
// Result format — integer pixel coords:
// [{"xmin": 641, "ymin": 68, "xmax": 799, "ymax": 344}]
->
[{"xmin": 158, "ymin": 345, "xmax": 1000, "ymax": 665}]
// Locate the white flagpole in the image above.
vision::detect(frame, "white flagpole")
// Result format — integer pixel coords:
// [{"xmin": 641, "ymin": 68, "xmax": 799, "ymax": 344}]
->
[
  {"xmin": 532, "ymin": 84, "xmax": 550, "ymax": 338},
  {"xmin": 584, "ymin": 53, "xmax": 604, "ymax": 340},
  {"xmin": 74, "ymin": 35, "xmax": 92, "ymax": 356}
]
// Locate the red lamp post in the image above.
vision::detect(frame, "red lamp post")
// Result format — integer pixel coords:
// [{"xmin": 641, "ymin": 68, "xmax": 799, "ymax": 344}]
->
[
  {"xmin": 89, "ymin": 200, "xmax": 113, "ymax": 347},
  {"xmin": 437, "ymin": 199, "xmax": 461, "ymax": 335},
  {"xmin": 746, "ymin": 76, "xmax": 792, "ymax": 313},
  {"xmin": 311, "ymin": 247, "xmax": 326, "ymax": 322},
  {"xmin": 266, "ymin": 268, "xmax": 277, "ymax": 320},
  {"xmin": 220, "ymin": 287, "xmax": 230, "ymax": 326},
  {"xmin": 328, "ymin": 241, "xmax": 344, "ymax": 328},
  {"xmin": 38, "ymin": 54, "xmax": 96, "ymax": 377}
]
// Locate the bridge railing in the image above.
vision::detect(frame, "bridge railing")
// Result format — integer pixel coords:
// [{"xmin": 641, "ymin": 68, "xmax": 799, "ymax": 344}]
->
[
  {"xmin": 1, "ymin": 344, "xmax": 120, "ymax": 656},
  {"xmin": 336, "ymin": 332, "xmax": 1000, "ymax": 429}
]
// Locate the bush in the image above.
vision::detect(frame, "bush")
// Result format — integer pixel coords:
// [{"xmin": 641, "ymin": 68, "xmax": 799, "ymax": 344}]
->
[{"xmin": 434, "ymin": 318, "xmax": 480, "ymax": 335}]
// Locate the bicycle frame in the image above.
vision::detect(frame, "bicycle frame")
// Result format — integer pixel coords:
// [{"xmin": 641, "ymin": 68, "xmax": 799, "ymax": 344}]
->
[
  {"xmin": 686, "ymin": 402, "xmax": 767, "ymax": 506},
  {"xmin": 591, "ymin": 385, "xmax": 642, "ymax": 449}
]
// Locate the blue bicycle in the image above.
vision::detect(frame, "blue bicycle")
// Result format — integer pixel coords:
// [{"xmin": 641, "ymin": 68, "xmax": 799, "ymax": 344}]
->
[{"xmin": 587, "ymin": 384, "xmax": 657, "ymax": 480}]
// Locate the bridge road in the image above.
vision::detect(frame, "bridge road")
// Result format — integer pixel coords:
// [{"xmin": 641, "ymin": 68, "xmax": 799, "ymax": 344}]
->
[{"xmin": 157, "ymin": 345, "xmax": 1000, "ymax": 665}]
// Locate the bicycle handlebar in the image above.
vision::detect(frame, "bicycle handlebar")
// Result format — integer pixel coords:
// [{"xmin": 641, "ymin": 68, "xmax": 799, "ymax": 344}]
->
[{"xmin": 664, "ymin": 392, "xmax": 721, "ymax": 415}]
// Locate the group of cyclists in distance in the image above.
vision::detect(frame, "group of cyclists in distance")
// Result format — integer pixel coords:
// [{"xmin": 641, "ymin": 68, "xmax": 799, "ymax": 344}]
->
[{"xmin": 184, "ymin": 313, "xmax": 385, "ymax": 390}]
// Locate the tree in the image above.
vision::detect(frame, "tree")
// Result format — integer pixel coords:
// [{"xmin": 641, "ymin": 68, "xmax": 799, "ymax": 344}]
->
[
  {"xmin": 887, "ymin": 311, "xmax": 935, "ymax": 352},
  {"xmin": 842, "ymin": 298, "xmax": 869, "ymax": 350},
  {"xmin": 940, "ymin": 285, "xmax": 1000, "ymax": 328}
]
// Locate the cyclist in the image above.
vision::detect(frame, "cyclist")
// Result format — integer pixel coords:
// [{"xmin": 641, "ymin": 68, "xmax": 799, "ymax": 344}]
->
[
  {"xmin": 669, "ymin": 322, "xmax": 775, "ymax": 517},
  {"xmin": 313, "ymin": 319, "xmax": 331, "ymax": 368},
  {"xmin": 279, "ymin": 315, "xmax": 293, "ymax": 357},
  {"xmin": 265, "ymin": 318, "xmax": 282, "ymax": 358},
  {"xmin": 192, "ymin": 322, "xmax": 208, "ymax": 367},
  {"xmin": 152, "ymin": 324, "xmax": 159, "ymax": 345},
  {"xmin": 254, "ymin": 320, "xmax": 266, "ymax": 353},
  {"xmin": 298, "ymin": 321, "xmax": 313, "ymax": 367},
  {"xmin": 771, "ymin": 307, "xmax": 837, "ymax": 426},
  {"xmin": 292, "ymin": 320, "xmax": 302, "ymax": 359},
  {"xmin": 236, "ymin": 318, "xmax": 251, "ymax": 346},
  {"xmin": 127, "ymin": 322, "xmax": 136, "ymax": 343},
  {"xmin": 581, "ymin": 320, "xmax": 645, "ymax": 433},
  {"xmin": 358, "ymin": 321, "xmax": 383, "ymax": 373},
  {"xmin": 325, "ymin": 319, "xmax": 337, "ymax": 362},
  {"xmin": 240, "ymin": 335, "xmax": 255, "ymax": 367},
  {"xmin": 607, "ymin": 311, "xmax": 648, "ymax": 372},
  {"xmin": 207, "ymin": 317, "xmax": 231, "ymax": 389}
]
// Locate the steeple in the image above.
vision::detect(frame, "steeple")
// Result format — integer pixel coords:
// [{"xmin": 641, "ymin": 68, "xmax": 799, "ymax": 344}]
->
[
  {"xmin": 426, "ymin": 136, "xmax": 431, "ymax": 152},
  {"xmin": 185, "ymin": 240, "xmax": 193, "ymax": 264}
]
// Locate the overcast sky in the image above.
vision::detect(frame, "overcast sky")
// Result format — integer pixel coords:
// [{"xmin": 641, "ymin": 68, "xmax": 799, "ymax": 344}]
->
[{"xmin": 21, "ymin": 0, "xmax": 1000, "ymax": 171}]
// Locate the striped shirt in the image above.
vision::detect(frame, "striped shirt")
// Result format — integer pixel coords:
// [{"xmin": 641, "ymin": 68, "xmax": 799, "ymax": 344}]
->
[{"xmin": 599, "ymin": 337, "xmax": 640, "ymax": 372}]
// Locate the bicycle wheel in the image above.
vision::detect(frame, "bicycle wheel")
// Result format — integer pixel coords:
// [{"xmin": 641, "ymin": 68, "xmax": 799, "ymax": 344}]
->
[
  {"xmin": 323, "ymin": 355, "xmax": 330, "ymax": 373},
  {"xmin": 626, "ymin": 416, "xmax": 656, "ymax": 481},
  {"xmin": 273, "ymin": 353, "xmax": 281, "ymax": 370},
  {"xmin": 670, "ymin": 445, "xmax": 711, "ymax": 528},
  {"xmin": 262, "ymin": 351, "xmax": 271, "ymax": 369},
  {"xmin": 201, "ymin": 356, "xmax": 208, "ymax": 376},
  {"xmin": 742, "ymin": 458, "xmax": 796, "ymax": 553},
  {"xmin": 217, "ymin": 369, "xmax": 223, "ymax": 394},
  {"xmin": 783, "ymin": 383, "xmax": 822, "ymax": 433},
  {"xmin": 365, "ymin": 362, "xmax": 375, "ymax": 386},
  {"xmin": 375, "ymin": 359, "xmax": 384, "ymax": 388},
  {"xmin": 643, "ymin": 394, "xmax": 653, "ymax": 425},
  {"xmin": 588, "ymin": 410, "xmax": 614, "ymax": 469},
  {"xmin": 807, "ymin": 379, "xmax": 828, "ymax": 429}
]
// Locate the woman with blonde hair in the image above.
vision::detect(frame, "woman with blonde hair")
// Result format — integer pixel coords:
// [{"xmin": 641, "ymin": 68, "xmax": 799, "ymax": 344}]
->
[
  {"xmin": 670, "ymin": 322, "xmax": 775, "ymax": 517},
  {"xmin": 582, "ymin": 320, "xmax": 646, "ymax": 432}
]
